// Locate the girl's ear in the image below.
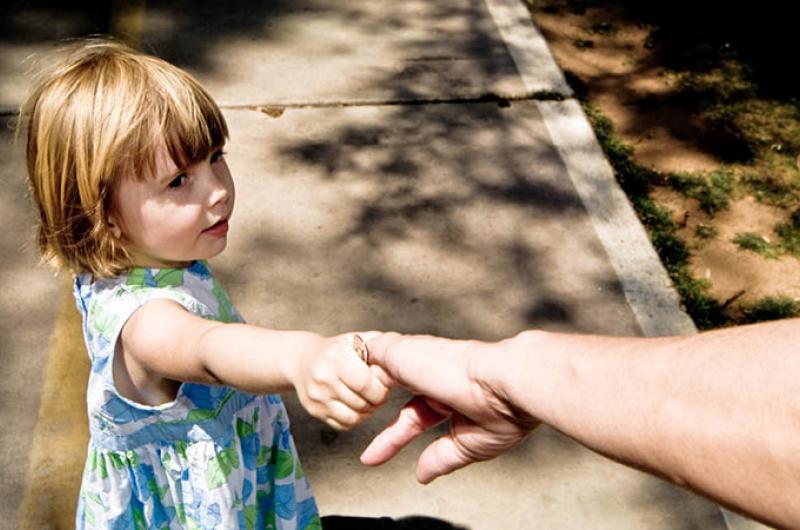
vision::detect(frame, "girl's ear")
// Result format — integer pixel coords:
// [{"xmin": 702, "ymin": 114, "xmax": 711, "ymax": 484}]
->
[{"xmin": 107, "ymin": 215, "xmax": 123, "ymax": 239}]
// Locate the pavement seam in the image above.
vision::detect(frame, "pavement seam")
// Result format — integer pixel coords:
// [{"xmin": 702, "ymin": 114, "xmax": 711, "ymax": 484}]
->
[
  {"xmin": 0, "ymin": 93, "xmax": 573, "ymax": 118},
  {"xmin": 219, "ymin": 92, "xmax": 565, "ymax": 109}
]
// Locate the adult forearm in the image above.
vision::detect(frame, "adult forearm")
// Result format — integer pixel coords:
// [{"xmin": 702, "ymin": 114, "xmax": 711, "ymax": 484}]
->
[{"xmin": 498, "ymin": 322, "xmax": 800, "ymax": 528}]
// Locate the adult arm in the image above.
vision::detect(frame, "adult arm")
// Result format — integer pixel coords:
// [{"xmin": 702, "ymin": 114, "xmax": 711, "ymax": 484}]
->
[{"xmin": 361, "ymin": 320, "xmax": 800, "ymax": 529}]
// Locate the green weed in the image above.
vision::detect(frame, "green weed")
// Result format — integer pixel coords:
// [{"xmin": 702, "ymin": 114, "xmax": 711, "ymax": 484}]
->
[
  {"xmin": 588, "ymin": 21, "xmax": 617, "ymax": 35},
  {"xmin": 668, "ymin": 170, "xmax": 734, "ymax": 215},
  {"xmin": 740, "ymin": 296, "xmax": 800, "ymax": 323},
  {"xmin": 733, "ymin": 232, "xmax": 780, "ymax": 259},
  {"xmin": 695, "ymin": 223, "xmax": 718, "ymax": 239},
  {"xmin": 672, "ymin": 269, "xmax": 727, "ymax": 330},
  {"xmin": 567, "ymin": 2, "xmax": 800, "ymax": 328},
  {"xmin": 742, "ymin": 173, "xmax": 800, "ymax": 208},
  {"xmin": 775, "ymin": 209, "xmax": 800, "ymax": 256},
  {"xmin": 583, "ymin": 101, "xmax": 657, "ymax": 197},
  {"xmin": 583, "ymin": 100, "xmax": 726, "ymax": 328}
]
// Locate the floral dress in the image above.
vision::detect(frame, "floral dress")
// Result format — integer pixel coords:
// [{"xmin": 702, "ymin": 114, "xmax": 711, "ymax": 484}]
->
[{"xmin": 73, "ymin": 260, "xmax": 320, "ymax": 529}]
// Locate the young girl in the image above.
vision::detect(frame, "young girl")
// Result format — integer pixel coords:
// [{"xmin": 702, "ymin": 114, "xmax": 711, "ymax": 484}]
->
[{"xmin": 20, "ymin": 40, "xmax": 389, "ymax": 529}]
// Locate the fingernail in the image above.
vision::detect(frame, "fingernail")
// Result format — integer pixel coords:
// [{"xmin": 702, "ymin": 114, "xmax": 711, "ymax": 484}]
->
[{"xmin": 353, "ymin": 334, "xmax": 369, "ymax": 364}]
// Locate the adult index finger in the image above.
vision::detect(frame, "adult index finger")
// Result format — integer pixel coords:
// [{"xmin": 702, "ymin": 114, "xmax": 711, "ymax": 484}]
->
[{"xmin": 360, "ymin": 396, "xmax": 449, "ymax": 466}]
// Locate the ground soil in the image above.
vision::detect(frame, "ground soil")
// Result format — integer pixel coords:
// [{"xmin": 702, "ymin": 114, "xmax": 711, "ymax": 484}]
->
[{"xmin": 527, "ymin": 1, "xmax": 800, "ymax": 314}]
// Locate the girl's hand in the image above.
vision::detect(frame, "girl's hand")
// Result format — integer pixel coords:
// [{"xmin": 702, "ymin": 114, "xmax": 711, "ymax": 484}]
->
[{"xmin": 290, "ymin": 333, "xmax": 390, "ymax": 430}]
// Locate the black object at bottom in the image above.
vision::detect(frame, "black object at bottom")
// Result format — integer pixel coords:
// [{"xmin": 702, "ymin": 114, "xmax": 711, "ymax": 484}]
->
[
  {"xmin": 321, "ymin": 515, "xmax": 468, "ymax": 530},
  {"xmin": 321, "ymin": 516, "xmax": 398, "ymax": 530}
]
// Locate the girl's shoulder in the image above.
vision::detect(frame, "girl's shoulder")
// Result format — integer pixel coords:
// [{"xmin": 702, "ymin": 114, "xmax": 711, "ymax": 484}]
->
[
  {"xmin": 74, "ymin": 260, "xmax": 207, "ymax": 310},
  {"xmin": 73, "ymin": 261, "xmax": 240, "ymax": 347}
]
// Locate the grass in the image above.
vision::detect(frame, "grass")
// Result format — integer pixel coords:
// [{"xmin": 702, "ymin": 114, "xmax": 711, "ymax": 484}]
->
[
  {"xmin": 775, "ymin": 209, "xmax": 800, "ymax": 256},
  {"xmin": 582, "ymin": 101, "xmax": 727, "ymax": 329},
  {"xmin": 667, "ymin": 170, "xmax": 735, "ymax": 215},
  {"xmin": 584, "ymin": 99, "xmax": 799, "ymax": 329},
  {"xmin": 733, "ymin": 232, "xmax": 780, "ymax": 259},
  {"xmin": 548, "ymin": 1, "xmax": 800, "ymax": 328},
  {"xmin": 740, "ymin": 296, "xmax": 800, "ymax": 323},
  {"xmin": 587, "ymin": 21, "xmax": 617, "ymax": 35},
  {"xmin": 695, "ymin": 223, "xmax": 718, "ymax": 240},
  {"xmin": 742, "ymin": 173, "xmax": 800, "ymax": 208},
  {"xmin": 572, "ymin": 38, "xmax": 594, "ymax": 49},
  {"xmin": 581, "ymin": 102, "xmax": 655, "ymax": 198}
]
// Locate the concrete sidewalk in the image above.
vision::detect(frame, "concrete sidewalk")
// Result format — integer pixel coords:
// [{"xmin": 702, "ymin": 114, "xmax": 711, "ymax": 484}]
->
[{"xmin": 0, "ymin": 1, "xmax": 768, "ymax": 529}]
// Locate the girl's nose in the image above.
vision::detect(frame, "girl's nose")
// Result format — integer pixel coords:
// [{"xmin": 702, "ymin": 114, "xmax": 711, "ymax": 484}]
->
[
  {"xmin": 208, "ymin": 177, "xmax": 229, "ymax": 207},
  {"xmin": 206, "ymin": 167, "xmax": 231, "ymax": 207}
]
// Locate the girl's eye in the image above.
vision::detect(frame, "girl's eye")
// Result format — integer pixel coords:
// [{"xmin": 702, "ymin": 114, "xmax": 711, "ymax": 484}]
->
[
  {"xmin": 210, "ymin": 150, "xmax": 227, "ymax": 164},
  {"xmin": 168, "ymin": 174, "xmax": 188, "ymax": 189}
]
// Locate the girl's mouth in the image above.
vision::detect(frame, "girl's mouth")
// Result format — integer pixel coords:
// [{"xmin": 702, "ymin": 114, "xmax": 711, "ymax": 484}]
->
[{"xmin": 203, "ymin": 219, "xmax": 229, "ymax": 237}]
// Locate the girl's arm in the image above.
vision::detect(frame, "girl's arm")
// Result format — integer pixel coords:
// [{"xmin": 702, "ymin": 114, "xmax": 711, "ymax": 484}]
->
[
  {"xmin": 362, "ymin": 321, "xmax": 800, "ymax": 529},
  {"xmin": 119, "ymin": 298, "xmax": 388, "ymax": 430}
]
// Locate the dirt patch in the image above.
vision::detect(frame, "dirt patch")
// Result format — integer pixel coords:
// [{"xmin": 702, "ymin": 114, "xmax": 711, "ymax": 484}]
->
[
  {"xmin": 527, "ymin": 1, "xmax": 800, "ymax": 326},
  {"xmin": 530, "ymin": 4, "xmax": 720, "ymax": 173},
  {"xmin": 653, "ymin": 188, "xmax": 800, "ymax": 303}
]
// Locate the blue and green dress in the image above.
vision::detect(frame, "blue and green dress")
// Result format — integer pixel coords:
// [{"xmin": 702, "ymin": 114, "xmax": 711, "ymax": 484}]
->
[{"xmin": 72, "ymin": 260, "xmax": 320, "ymax": 529}]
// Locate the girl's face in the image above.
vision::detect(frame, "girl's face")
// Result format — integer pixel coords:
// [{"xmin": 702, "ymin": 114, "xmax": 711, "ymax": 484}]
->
[{"xmin": 109, "ymin": 142, "xmax": 235, "ymax": 269}]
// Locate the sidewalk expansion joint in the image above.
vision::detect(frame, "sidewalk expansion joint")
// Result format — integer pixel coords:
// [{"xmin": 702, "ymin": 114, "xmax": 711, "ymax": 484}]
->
[
  {"xmin": 218, "ymin": 90, "xmax": 572, "ymax": 114},
  {"xmin": 0, "ymin": 92, "xmax": 574, "ymax": 118}
]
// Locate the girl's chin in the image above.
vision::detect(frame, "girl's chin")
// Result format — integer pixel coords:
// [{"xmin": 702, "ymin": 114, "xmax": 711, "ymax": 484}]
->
[{"xmin": 130, "ymin": 242, "xmax": 228, "ymax": 269}]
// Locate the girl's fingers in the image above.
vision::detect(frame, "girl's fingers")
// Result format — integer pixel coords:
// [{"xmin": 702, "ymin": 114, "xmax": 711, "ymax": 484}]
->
[
  {"xmin": 325, "ymin": 417, "xmax": 347, "ymax": 431},
  {"xmin": 337, "ymin": 353, "xmax": 390, "ymax": 407},
  {"xmin": 332, "ymin": 381, "xmax": 374, "ymax": 413},
  {"xmin": 360, "ymin": 396, "xmax": 449, "ymax": 466},
  {"xmin": 324, "ymin": 400, "xmax": 364, "ymax": 431},
  {"xmin": 369, "ymin": 363, "xmax": 396, "ymax": 388},
  {"xmin": 359, "ymin": 372, "xmax": 390, "ymax": 406}
]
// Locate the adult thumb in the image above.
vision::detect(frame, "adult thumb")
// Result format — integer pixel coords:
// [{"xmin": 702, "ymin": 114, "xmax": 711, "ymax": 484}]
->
[{"xmin": 365, "ymin": 332, "xmax": 403, "ymax": 367}]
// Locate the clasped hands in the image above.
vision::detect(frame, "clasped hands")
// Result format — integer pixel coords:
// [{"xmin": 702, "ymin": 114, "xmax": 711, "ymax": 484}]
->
[{"xmin": 302, "ymin": 331, "xmax": 538, "ymax": 484}]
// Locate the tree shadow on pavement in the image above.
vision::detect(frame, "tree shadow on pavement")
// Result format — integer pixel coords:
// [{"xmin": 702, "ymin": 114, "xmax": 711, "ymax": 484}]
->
[
  {"xmin": 1, "ymin": 0, "xmax": 291, "ymax": 70},
  {"xmin": 1, "ymin": 1, "xmax": 712, "ymax": 528}
]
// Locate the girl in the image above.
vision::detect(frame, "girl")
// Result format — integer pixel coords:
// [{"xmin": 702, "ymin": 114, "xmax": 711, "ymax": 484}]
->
[{"xmin": 20, "ymin": 40, "xmax": 389, "ymax": 529}]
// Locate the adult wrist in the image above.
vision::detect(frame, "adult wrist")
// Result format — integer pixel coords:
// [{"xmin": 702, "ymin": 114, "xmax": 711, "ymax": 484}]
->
[{"xmin": 489, "ymin": 329, "xmax": 563, "ymax": 424}]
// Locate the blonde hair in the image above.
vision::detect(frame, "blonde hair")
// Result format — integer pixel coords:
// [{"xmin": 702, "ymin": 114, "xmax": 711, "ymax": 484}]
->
[{"xmin": 19, "ymin": 39, "xmax": 228, "ymax": 278}]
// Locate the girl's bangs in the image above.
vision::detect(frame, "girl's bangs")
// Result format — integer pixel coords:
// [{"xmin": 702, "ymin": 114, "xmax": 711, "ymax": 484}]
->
[
  {"xmin": 133, "ymin": 75, "xmax": 228, "ymax": 181},
  {"xmin": 162, "ymin": 92, "xmax": 228, "ymax": 171}
]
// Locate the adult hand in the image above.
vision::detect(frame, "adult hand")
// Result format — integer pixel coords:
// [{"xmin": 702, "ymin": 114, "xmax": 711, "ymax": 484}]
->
[{"xmin": 360, "ymin": 333, "xmax": 539, "ymax": 484}]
